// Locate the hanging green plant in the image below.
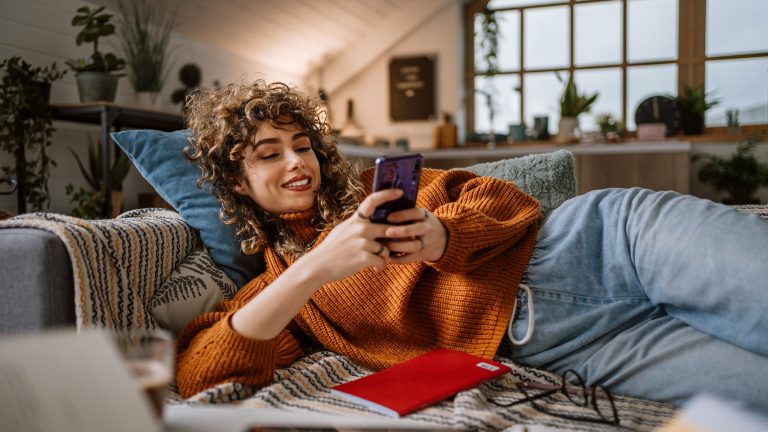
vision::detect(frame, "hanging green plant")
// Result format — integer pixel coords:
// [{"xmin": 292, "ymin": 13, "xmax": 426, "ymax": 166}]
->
[
  {"xmin": 475, "ymin": 8, "xmax": 500, "ymax": 146},
  {"xmin": 0, "ymin": 56, "xmax": 66, "ymax": 212},
  {"xmin": 478, "ymin": 8, "xmax": 499, "ymax": 76}
]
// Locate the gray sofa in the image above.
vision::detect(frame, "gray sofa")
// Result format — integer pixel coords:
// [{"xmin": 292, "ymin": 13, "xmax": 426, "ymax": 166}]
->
[
  {"xmin": 0, "ymin": 228, "xmax": 75, "ymax": 333},
  {"xmin": 0, "ymin": 208, "xmax": 206, "ymax": 335}
]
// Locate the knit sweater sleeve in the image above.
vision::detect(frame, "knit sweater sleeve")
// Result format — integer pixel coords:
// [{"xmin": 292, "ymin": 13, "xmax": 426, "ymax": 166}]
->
[
  {"xmin": 174, "ymin": 277, "xmax": 305, "ymax": 399},
  {"xmin": 420, "ymin": 168, "xmax": 541, "ymax": 273}
]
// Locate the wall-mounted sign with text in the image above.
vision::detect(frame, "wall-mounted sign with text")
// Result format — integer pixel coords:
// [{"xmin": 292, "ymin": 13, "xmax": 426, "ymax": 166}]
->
[{"xmin": 389, "ymin": 55, "xmax": 436, "ymax": 122}]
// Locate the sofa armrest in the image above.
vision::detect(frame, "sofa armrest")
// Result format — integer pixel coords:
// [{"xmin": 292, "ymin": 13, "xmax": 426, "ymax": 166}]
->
[{"xmin": 0, "ymin": 228, "xmax": 75, "ymax": 334}]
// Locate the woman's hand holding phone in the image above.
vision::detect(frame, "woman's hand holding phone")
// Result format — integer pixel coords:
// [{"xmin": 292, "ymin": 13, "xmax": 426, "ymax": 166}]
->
[
  {"xmin": 380, "ymin": 206, "xmax": 447, "ymax": 264},
  {"xmin": 367, "ymin": 153, "xmax": 446, "ymax": 264},
  {"xmin": 231, "ymin": 189, "xmax": 401, "ymax": 341},
  {"xmin": 308, "ymin": 189, "xmax": 402, "ymax": 280}
]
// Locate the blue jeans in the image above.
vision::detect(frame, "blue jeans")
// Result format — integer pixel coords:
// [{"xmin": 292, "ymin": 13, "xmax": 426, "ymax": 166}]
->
[{"xmin": 506, "ymin": 188, "xmax": 768, "ymax": 412}]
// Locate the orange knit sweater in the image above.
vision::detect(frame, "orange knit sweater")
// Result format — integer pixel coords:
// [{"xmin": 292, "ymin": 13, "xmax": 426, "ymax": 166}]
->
[{"xmin": 175, "ymin": 168, "xmax": 541, "ymax": 398}]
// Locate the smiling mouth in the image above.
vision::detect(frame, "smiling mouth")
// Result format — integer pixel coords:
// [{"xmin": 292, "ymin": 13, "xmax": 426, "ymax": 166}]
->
[{"xmin": 283, "ymin": 176, "xmax": 312, "ymax": 190}]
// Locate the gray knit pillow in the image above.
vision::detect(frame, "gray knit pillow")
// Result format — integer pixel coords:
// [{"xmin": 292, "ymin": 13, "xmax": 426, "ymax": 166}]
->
[
  {"xmin": 461, "ymin": 150, "xmax": 577, "ymax": 216},
  {"xmin": 150, "ymin": 247, "xmax": 238, "ymax": 335}
]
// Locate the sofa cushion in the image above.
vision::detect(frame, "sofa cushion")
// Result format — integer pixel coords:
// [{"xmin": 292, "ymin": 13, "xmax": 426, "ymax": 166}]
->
[
  {"xmin": 460, "ymin": 149, "xmax": 577, "ymax": 216},
  {"xmin": 150, "ymin": 247, "xmax": 238, "ymax": 335},
  {"xmin": 112, "ymin": 129, "xmax": 264, "ymax": 288}
]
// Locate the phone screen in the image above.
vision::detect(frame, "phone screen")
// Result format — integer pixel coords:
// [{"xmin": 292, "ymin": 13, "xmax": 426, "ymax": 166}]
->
[{"xmin": 370, "ymin": 153, "xmax": 423, "ymax": 224}]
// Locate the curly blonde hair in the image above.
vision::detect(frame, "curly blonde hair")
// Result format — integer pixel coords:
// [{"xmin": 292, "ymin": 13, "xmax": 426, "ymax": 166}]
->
[{"xmin": 184, "ymin": 80, "xmax": 364, "ymax": 257}]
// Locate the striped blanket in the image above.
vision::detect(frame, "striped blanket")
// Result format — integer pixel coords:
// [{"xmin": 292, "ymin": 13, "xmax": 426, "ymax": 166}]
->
[
  {"xmin": 10, "ymin": 205, "xmax": 768, "ymax": 430},
  {"xmin": 1, "ymin": 208, "xmax": 197, "ymax": 331},
  {"xmin": 174, "ymin": 350, "xmax": 678, "ymax": 431}
]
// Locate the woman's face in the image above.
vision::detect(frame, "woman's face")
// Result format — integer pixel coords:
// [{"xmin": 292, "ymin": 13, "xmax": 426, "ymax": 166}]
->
[{"xmin": 233, "ymin": 121, "xmax": 321, "ymax": 214}]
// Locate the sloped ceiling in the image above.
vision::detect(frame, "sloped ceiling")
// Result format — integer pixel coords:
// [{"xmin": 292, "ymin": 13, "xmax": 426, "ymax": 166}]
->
[{"xmin": 91, "ymin": 0, "xmax": 436, "ymax": 84}]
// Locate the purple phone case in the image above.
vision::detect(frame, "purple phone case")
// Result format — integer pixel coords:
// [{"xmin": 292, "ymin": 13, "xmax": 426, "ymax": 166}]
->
[{"xmin": 370, "ymin": 153, "xmax": 423, "ymax": 224}]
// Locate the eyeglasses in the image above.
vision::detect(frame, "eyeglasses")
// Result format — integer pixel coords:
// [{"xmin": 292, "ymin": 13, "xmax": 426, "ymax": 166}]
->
[{"xmin": 489, "ymin": 369, "xmax": 620, "ymax": 426}]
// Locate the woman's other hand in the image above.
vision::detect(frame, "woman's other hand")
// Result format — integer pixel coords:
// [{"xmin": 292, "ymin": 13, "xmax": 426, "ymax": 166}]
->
[{"xmin": 380, "ymin": 206, "xmax": 447, "ymax": 264}]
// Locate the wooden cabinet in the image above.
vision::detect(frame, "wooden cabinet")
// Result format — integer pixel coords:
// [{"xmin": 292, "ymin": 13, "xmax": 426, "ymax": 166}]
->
[{"xmin": 575, "ymin": 152, "xmax": 689, "ymax": 194}]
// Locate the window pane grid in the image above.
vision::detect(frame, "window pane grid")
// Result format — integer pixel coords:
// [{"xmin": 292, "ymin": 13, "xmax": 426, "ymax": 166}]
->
[{"xmin": 468, "ymin": 0, "xmax": 768, "ymax": 136}]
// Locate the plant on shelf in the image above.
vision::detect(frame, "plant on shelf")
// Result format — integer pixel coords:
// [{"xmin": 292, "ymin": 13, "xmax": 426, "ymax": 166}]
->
[
  {"xmin": 673, "ymin": 85, "xmax": 719, "ymax": 135},
  {"xmin": 66, "ymin": 5, "xmax": 126, "ymax": 102},
  {"xmin": 725, "ymin": 108, "xmax": 741, "ymax": 135},
  {"xmin": 116, "ymin": 0, "xmax": 178, "ymax": 109},
  {"xmin": 596, "ymin": 113, "xmax": 625, "ymax": 142},
  {"xmin": 692, "ymin": 135, "xmax": 768, "ymax": 205},
  {"xmin": 557, "ymin": 73, "xmax": 598, "ymax": 143},
  {"xmin": 66, "ymin": 136, "xmax": 131, "ymax": 219},
  {"xmin": 171, "ymin": 63, "xmax": 202, "ymax": 112},
  {"xmin": 0, "ymin": 56, "xmax": 66, "ymax": 213}
]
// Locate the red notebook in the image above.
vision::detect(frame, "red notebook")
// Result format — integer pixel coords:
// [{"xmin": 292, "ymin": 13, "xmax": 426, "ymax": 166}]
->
[{"xmin": 331, "ymin": 349, "xmax": 511, "ymax": 418}]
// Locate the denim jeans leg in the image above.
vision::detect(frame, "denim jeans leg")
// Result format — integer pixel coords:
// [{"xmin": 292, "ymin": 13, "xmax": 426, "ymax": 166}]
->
[
  {"xmin": 618, "ymin": 188, "xmax": 768, "ymax": 354},
  {"xmin": 567, "ymin": 312, "xmax": 768, "ymax": 412},
  {"xmin": 507, "ymin": 188, "xmax": 768, "ymax": 408}
]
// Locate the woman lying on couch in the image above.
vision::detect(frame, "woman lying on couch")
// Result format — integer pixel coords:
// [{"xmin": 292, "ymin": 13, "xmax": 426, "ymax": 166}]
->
[{"xmin": 175, "ymin": 80, "xmax": 768, "ymax": 413}]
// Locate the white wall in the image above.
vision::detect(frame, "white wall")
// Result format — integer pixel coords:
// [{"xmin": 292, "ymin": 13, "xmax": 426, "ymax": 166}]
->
[
  {"xmin": 322, "ymin": 2, "xmax": 464, "ymax": 151},
  {"xmin": 0, "ymin": 0, "xmax": 299, "ymax": 215}
]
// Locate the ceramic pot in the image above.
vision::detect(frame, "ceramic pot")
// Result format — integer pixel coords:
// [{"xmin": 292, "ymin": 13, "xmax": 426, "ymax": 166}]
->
[
  {"xmin": 135, "ymin": 91, "xmax": 161, "ymax": 110},
  {"xmin": 680, "ymin": 111, "xmax": 704, "ymax": 135},
  {"xmin": 76, "ymin": 72, "xmax": 120, "ymax": 102},
  {"xmin": 557, "ymin": 116, "xmax": 579, "ymax": 143}
]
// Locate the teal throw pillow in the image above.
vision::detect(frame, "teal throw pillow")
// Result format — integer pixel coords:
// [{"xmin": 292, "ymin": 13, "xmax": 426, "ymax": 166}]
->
[
  {"xmin": 460, "ymin": 150, "xmax": 577, "ymax": 216},
  {"xmin": 112, "ymin": 129, "xmax": 263, "ymax": 287}
]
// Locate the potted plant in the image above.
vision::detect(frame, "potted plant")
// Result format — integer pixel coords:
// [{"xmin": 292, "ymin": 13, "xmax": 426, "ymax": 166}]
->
[
  {"xmin": 557, "ymin": 74, "xmax": 598, "ymax": 143},
  {"xmin": 0, "ymin": 56, "xmax": 66, "ymax": 213},
  {"xmin": 725, "ymin": 108, "xmax": 741, "ymax": 135},
  {"xmin": 170, "ymin": 63, "xmax": 202, "ymax": 112},
  {"xmin": 674, "ymin": 85, "xmax": 719, "ymax": 135},
  {"xmin": 693, "ymin": 137, "xmax": 768, "ymax": 205},
  {"xmin": 116, "ymin": 0, "xmax": 178, "ymax": 109},
  {"xmin": 65, "ymin": 5, "xmax": 126, "ymax": 102},
  {"xmin": 66, "ymin": 136, "xmax": 131, "ymax": 218},
  {"xmin": 596, "ymin": 113, "xmax": 625, "ymax": 143}
]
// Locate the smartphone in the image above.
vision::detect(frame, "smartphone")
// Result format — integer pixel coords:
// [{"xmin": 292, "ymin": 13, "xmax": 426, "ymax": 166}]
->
[{"xmin": 369, "ymin": 153, "xmax": 423, "ymax": 224}]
